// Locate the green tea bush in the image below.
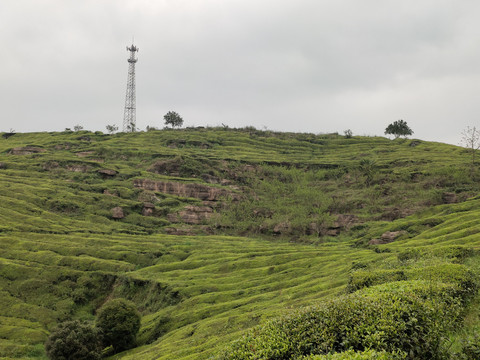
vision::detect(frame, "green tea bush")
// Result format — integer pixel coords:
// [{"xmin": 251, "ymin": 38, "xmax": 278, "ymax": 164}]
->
[
  {"xmin": 95, "ymin": 298, "xmax": 141, "ymax": 354},
  {"xmin": 45, "ymin": 320, "xmax": 101, "ymax": 360},
  {"xmin": 458, "ymin": 333, "xmax": 480, "ymax": 360},
  {"xmin": 406, "ymin": 263, "xmax": 478, "ymax": 299},
  {"xmin": 346, "ymin": 269, "xmax": 407, "ymax": 293},
  {"xmin": 217, "ymin": 281, "xmax": 462, "ymax": 360},
  {"xmin": 398, "ymin": 246, "xmax": 475, "ymax": 263},
  {"xmin": 430, "ymin": 246, "xmax": 476, "ymax": 262},
  {"xmin": 302, "ymin": 349, "xmax": 406, "ymax": 359},
  {"xmin": 347, "ymin": 262, "xmax": 477, "ymax": 297}
]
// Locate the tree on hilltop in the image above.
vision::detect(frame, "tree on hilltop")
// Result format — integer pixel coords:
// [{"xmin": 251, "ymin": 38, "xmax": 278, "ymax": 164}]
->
[
  {"xmin": 164, "ymin": 111, "xmax": 184, "ymax": 128},
  {"xmin": 461, "ymin": 126, "xmax": 480, "ymax": 165},
  {"xmin": 385, "ymin": 120, "xmax": 413, "ymax": 139},
  {"xmin": 106, "ymin": 124, "xmax": 118, "ymax": 134}
]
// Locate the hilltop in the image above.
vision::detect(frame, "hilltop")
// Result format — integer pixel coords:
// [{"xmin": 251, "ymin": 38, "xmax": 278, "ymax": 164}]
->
[{"xmin": 1, "ymin": 127, "xmax": 480, "ymax": 359}]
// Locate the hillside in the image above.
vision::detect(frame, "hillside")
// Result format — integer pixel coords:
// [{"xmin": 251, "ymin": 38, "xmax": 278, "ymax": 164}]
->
[{"xmin": 1, "ymin": 128, "xmax": 480, "ymax": 359}]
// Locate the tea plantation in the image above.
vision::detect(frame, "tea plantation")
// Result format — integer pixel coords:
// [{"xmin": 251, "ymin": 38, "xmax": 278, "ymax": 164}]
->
[{"xmin": 1, "ymin": 128, "xmax": 480, "ymax": 359}]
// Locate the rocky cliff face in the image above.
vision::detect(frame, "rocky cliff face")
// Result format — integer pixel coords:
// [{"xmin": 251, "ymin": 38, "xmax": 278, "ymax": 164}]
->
[
  {"xmin": 133, "ymin": 179, "xmax": 237, "ymax": 201},
  {"xmin": 133, "ymin": 179, "xmax": 238, "ymax": 226}
]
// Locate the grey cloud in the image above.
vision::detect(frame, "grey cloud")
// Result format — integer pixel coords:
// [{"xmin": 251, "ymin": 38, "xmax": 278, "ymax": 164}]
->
[{"xmin": 1, "ymin": 0, "xmax": 479, "ymax": 144}]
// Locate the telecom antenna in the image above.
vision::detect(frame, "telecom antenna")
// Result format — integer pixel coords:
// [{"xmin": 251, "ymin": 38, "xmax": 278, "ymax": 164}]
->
[{"xmin": 123, "ymin": 43, "xmax": 139, "ymax": 132}]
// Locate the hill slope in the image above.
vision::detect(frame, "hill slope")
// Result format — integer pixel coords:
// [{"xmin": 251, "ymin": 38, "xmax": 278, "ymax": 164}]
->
[{"xmin": 1, "ymin": 128, "xmax": 480, "ymax": 359}]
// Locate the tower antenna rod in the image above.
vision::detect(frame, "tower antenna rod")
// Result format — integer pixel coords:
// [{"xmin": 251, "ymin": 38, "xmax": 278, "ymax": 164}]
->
[{"xmin": 123, "ymin": 42, "xmax": 139, "ymax": 132}]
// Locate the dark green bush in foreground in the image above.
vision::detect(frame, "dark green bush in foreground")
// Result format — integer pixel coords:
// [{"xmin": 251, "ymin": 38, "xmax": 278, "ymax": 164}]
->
[
  {"xmin": 217, "ymin": 281, "xmax": 464, "ymax": 360},
  {"xmin": 347, "ymin": 263, "xmax": 477, "ymax": 297},
  {"xmin": 45, "ymin": 320, "xmax": 101, "ymax": 360},
  {"xmin": 302, "ymin": 349, "xmax": 406, "ymax": 359},
  {"xmin": 96, "ymin": 298, "xmax": 141, "ymax": 354},
  {"xmin": 458, "ymin": 332, "xmax": 480, "ymax": 360}
]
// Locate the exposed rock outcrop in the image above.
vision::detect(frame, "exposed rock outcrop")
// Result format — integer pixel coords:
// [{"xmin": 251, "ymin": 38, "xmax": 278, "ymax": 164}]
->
[
  {"xmin": 43, "ymin": 161, "xmax": 59, "ymax": 170},
  {"xmin": 111, "ymin": 207, "xmax": 125, "ymax": 219},
  {"xmin": 381, "ymin": 207, "xmax": 413, "ymax": 221},
  {"xmin": 369, "ymin": 230, "xmax": 407, "ymax": 245},
  {"xmin": 148, "ymin": 158, "xmax": 183, "ymax": 176},
  {"xmin": 9, "ymin": 146, "xmax": 46, "ymax": 155},
  {"xmin": 54, "ymin": 143, "xmax": 72, "ymax": 150},
  {"xmin": 142, "ymin": 202, "xmax": 155, "ymax": 216},
  {"xmin": 442, "ymin": 192, "xmax": 457, "ymax": 204},
  {"xmin": 273, "ymin": 222, "xmax": 291, "ymax": 235},
  {"xmin": 66, "ymin": 164, "xmax": 89, "ymax": 173},
  {"xmin": 98, "ymin": 169, "xmax": 118, "ymax": 177},
  {"xmin": 133, "ymin": 179, "xmax": 237, "ymax": 201},
  {"xmin": 168, "ymin": 205, "xmax": 214, "ymax": 224},
  {"xmin": 325, "ymin": 214, "xmax": 359, "ymax": 236}
]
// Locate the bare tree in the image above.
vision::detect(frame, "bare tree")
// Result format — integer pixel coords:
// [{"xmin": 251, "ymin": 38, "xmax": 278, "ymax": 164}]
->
[{"xmin": 461, "ymin": 126, "xmax": 480, "ymax": 165}]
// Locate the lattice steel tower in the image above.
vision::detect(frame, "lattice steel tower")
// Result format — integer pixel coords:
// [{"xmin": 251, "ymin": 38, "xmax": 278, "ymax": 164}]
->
[{"xmin": 123, "ymin": 43, "xmax": 139, "ymax": 132}]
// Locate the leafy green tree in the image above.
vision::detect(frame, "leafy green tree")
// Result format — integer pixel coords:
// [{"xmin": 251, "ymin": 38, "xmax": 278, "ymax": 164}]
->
[
  {"xmin": 164, "ymin": 111, "xmax": 184, "ymax": 128},
  {"xmin": 45, "ymin": 320, "xmax": 101, "ymax": 360},
  {"xmin": 384, "ymin": 120, "xmax": 413, "ymax": 139},
  {"xmin": 95, "ymin": 299, "xmax": 141, "ymax": 354}
]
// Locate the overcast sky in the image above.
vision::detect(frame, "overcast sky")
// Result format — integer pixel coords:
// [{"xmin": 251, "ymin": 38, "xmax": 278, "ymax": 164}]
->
[{"xmin": 1, "ymin": 0, "xmax": 480, "ymax": 144}]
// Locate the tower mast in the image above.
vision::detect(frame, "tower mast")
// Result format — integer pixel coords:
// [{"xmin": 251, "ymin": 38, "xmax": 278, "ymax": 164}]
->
[{"xmin": 123, "ymin": 43, "xmax": 139, "ymax": 132}]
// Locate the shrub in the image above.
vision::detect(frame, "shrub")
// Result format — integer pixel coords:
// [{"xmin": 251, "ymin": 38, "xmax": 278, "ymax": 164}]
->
[
  {"xmin": 406, "ymin": 263, "xmax": 478, "ymax": 299},
  {"xmin": 347, "ymin": 263, "xmax": 477, "ymax": 298},
  {"xmin": 217, "ymin": 281, "xmax": 463, "ymax": 359},
  {"xmin": 45, "ymin": 320, "xmax": 101, "ymax": 360},
  {"xmin": 302, "ymin": 349, "xmax": 406, "ymax": 359},
  {"xmin": 458, "ymin": 333, "xmax": 480, "ymax": 360},
  {"xmin": 95, "ymin": 298, "xmax": 141, "ymax": 353},
  {"xmin": 346, "ymin": 269, "xmax": 407, "ymax": 293}
]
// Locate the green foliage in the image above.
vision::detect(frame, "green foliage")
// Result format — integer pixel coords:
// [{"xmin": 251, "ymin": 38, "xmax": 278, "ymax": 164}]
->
[
  {"xmin": 219, "ymin": 165, "xmax": 332, "ymax": 236},
  {"xmin": 164, "ymin": 111, "xmax": 184, "ymax": 128},
  {"xmin": 218, "ymin": 280, "xmax": 463, "ymax": 359},
  {"xmin": 358, "ymin": 159, "xmax": 377, "ymax": 186},
  {"xmin": 302, "ymin": 349, "xmax": 406, "ymax": 359},
  {"xmin": 45, "ymin": 320, "xmax": 101, "ymax": 360},
  {"xmin": 347, "ymin": 269, "xmax": 407, "ymax": 293},
  {"xmin": 385, "ymin": 120, "xmax": 413, "ymax": 139},
  {"xmin": 343, "ymin": 129, "xmax": 353, "ymax": 139},
  {"xmin": 347, "ymin": 263, "xmax": 477, "ymax": 300},
  {"xmin": 106, "ymin": 124, "xmax": 119, "ymax": 134},
  {"xmin": 2, "ymin": 129, "xmax": 480, "ymax": 359},
  {"xmin": 95, "ymin": 299, "xmax": 141, "ymax": 353},
  {"xmin": 458, "ymin": 333, "xmax": 480, "ymax": 360}
]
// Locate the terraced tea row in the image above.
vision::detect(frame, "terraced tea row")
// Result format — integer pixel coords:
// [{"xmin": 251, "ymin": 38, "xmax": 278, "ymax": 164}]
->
[{"xmin": 0, "ymin": 231, "xmax": 380, "ymax": 359}]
